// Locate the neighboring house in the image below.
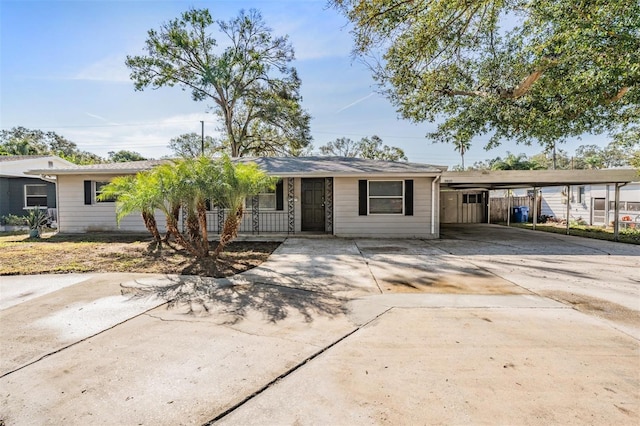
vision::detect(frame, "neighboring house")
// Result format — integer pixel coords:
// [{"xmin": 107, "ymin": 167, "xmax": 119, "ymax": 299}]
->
[
  {"xmin": 539, "ymin": 183, "xmax": 640, "ymax": 226},
  {"xmin": 27, "ymin": 157, "xmax": 446, "ymax": 238},
  {"xmin": 0, "ymin": 155, "xmax": 75, "ymax": 222}
]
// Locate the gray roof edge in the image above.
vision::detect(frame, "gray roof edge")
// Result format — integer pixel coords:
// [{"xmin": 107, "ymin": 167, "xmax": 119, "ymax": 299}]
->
[
  {"xmin": 26, "ymin": 169, "xmax": 144, "ymax": 176},
  {"xmin": 25, "ymin": 157, "xmax": 446, "ymax": 176},
  {"xmin": 441, "ymin": 168, "xmax": 639, "ymax": 188}
]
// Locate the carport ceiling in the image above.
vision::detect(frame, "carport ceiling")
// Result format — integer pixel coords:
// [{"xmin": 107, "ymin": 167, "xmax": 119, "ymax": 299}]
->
[{"xmin": 441, "ymin": 169, "xmax": 638, "ymax": 190}]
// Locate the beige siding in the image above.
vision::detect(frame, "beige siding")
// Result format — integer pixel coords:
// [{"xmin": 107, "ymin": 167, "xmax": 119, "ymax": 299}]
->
[
  {"xmin": 333, "ymin": 177, "xmax": 436, "ymax": 238},
  {"xmin": 57, "ymin": 175, "xmax": 166, "ymax": 233}
]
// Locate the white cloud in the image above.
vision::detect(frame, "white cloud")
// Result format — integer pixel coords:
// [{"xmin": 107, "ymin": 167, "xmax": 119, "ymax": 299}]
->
[
  {"xmin": 73, "ymin": 55, "xmax": 131, "ymax": 82},
  {"xmin": 61, "ymin": 113, "xmax": 224, "ymax": 159}
]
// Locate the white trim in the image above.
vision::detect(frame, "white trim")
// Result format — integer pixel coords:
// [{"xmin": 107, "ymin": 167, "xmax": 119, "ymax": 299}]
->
[{"xmin": 23, "ymin": 184, "xmax": 48, "ymax": 208}]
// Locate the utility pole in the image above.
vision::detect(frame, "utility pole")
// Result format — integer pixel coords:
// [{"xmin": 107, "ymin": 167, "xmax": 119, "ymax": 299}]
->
[
  {"xmin": 200, "ymin": 121, "xmax": 205, "ymax": 156},
  {"xmin": 552, "ymin": 142, "xmax": 557, "ymax": 170}
]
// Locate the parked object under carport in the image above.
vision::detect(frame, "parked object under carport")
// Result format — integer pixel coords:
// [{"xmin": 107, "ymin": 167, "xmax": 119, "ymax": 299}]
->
[{"xmin": 512, "ymin": 206, "xmax": 529, "ymax": 223}]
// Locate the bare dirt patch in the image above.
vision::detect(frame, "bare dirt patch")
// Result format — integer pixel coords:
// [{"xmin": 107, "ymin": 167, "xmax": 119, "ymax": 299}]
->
[
  {"xmin": 0, "ymin": 232, "xmax": 280, "ymax": 277},
  {"xmin": 539, "ymin": 290, "xmax": 640, "ymax": 327}
]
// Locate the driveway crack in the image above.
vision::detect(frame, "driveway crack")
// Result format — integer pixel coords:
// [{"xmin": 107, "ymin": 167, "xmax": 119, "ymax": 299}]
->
[
  {"xmin": 202, "ymin": 306, "xmax": 394, "ymax": 425},
  {"xmin": 0, "ymin": 300, "xmax": 168, "ymax": 379},
  {"xmin": 353, "ymin": 240, "xmax": 383, "ymax": 294}
]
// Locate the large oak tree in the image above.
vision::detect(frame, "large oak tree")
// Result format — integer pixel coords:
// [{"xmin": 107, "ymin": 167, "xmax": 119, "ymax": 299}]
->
[
  {"xmin": 126, "ymin": 8, "xmax": 312, "ymax": 157},
  {"xmin": 0, "ymin": 127, "xmax": 103, "ymax": 164},
  {"xmin": 318, "ymin": 135, "xmax": 407, "ymax": 161},
  {"xmin": 331, "ymin": 0, "xmax": 639, "ymax": 151}
]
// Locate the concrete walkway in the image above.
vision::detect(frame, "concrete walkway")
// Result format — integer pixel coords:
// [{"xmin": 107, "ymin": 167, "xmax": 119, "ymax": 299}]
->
[{"xmin": 1, "ymin": 224, "xmax": 638, "ymax": 425}]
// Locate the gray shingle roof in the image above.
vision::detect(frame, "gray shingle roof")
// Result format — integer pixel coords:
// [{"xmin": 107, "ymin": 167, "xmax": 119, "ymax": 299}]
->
[
  {"xmin": 239, "ymin": 156, "xmax": 445, "ymax": 176},
  {"xmin": 0, "ymin": 155, "xmax": 52, "ymax": 162},
  {"xmin": 27, "ymin": 156, "xmax": 445, "ymax": 177},
  {"xmin": 26, "ymin": 159, "xmax": 170, "ymax": 175}
]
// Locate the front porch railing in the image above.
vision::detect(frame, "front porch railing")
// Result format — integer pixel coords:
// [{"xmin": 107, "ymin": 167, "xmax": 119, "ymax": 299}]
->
[{"xmin": 181, "ymin": 209, "xmax": 290, "ymax": 234}]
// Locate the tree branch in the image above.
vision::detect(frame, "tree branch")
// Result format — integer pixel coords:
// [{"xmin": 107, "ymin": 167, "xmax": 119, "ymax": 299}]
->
[
  {"xmin": 607, "ymin": 86, "xmax": 629, "ymax": 103},
  {"xmin": 509, "ymin": 69, "xmax": 544, "ymax": 98}
]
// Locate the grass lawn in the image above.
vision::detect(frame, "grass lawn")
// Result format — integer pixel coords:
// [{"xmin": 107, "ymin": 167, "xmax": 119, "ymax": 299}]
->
[
  {"xmin": 0, "ymin": 232, "xmax": 280, "ymax": 276},
  {"xmin": 509, "ymin": 222, "xmax": 640, "ymax": 245}
]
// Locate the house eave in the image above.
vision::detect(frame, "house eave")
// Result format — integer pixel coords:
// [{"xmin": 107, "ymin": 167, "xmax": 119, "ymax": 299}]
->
[
  {"xmin": 274, "ymin": 172, "xmax": 442, "ymax": 178},
  {"xmin": 26, "ymin": 168, "xmax": 148, "ymax": 176}
]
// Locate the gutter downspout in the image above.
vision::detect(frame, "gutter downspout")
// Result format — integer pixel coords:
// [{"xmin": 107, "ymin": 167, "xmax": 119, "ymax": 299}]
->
[{"xmin": 431, "ymin": 175, "xmax": 441, "ymax": 236}]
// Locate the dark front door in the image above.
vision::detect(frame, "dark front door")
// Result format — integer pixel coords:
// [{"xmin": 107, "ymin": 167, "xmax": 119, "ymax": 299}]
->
[{"xmin": 301, "ymin": 178, "xmax": 325, "ymax": 232}]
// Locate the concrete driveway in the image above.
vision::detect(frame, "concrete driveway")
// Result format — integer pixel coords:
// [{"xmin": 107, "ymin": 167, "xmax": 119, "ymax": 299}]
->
[{"xmin": 1, "ymin": 224, "xmax": 638, "ymax": 425}]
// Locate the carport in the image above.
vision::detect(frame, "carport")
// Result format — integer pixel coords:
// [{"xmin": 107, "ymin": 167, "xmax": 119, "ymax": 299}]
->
[{"xmin": 440, "ymin": 169, "xmax": 638, "ymax": 241}]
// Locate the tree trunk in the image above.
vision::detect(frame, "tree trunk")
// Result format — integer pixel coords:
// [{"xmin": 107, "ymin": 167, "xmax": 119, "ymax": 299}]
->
[
  {"xmin": 185, "ymin": 208, "xmax": 204, "ymax": 256},
  {"xmin": 213, "ymin": 206, "xmax": 243, "ymax": 257},
  {"xmin": 165, "ymin": 213, "xmax": 200, "ymax": 257},
  {"xmin": 197, "ymin": 200, "xmax": 209, "ymax": 256},
  {"xmin": 142, "ymin": 211, "xmax": 162, "ymax": 244},
  {"xmin": 163, "ymin": 203, "xmax": 181, "ymax": 243}
]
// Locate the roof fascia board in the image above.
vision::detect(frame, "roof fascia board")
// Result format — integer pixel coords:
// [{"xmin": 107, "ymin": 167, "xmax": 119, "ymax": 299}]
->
[
  {"xmin": 441, "ymin": 170, "xmax": 639, "ymax": 187},
  {"xmin": 26, "ymin": 169, "xmax": 442, "ymax": 178}
]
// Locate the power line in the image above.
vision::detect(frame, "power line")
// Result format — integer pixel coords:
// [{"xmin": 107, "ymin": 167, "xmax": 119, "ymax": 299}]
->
[{"xmin": 0, "ymin": 120, "xmax": 218, "ymax": 130}]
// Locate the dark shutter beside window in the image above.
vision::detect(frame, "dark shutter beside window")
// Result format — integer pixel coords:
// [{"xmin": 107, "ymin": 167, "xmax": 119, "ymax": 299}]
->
[
  {"xmin": 276, "ymin": 180, "xmax": 284, "ymax": 211},
  {"xmin": 404, "ymin": 179, "xmax": 414, "ymax": 216},
  {"xmin": 358, "ymin": 180, "xmax": 368, "ymax": 216},
  {"xmin": 84, "ymin": 180, "xmax": 92, "ymax": 205}
]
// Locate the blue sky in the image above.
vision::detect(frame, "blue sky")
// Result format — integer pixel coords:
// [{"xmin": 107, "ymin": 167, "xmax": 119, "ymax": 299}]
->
[{"xmin": 1, "ymin": 0, "xmax": 607, "ymax": 166}]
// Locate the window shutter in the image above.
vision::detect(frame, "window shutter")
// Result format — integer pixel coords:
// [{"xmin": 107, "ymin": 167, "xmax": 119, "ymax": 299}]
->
[
  {"xmin": 276, "ymin": 180, "xmax": 284, "ymax": 211},
  {"xmin": 358, "ymin": 180, "xmax": 368, "ymax": 216},
  {"xmin": 405, "ymin": 179, "xmax": 414, "ymax": 216},
  {"xmin": 84, "ymin": 181, "xmax": 92, "ymax": 205}
]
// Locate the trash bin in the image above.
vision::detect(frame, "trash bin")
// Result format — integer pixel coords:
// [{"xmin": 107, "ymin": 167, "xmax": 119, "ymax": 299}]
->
[
  {"xmin": 512, "ymin": 207, "xmax": 523, "ymax": 223},
  {"xmin": 519, "ymin": 206, "xmax": 529, "ymax": 222}
]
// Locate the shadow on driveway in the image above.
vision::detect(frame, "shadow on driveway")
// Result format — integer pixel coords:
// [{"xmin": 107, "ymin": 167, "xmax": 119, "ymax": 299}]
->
[{"xmin": 121, "ymin": 275, "xmax": 349, "ymax": 325}]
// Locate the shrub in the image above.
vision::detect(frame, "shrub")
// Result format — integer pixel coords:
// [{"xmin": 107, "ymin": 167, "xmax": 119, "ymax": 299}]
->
[
  {"xmin": 26, "ymin": 208, "xmax": 48, "ymax": 230},
  {"xmin": 0, "ymin": 214, "xmax": 27, "ymax": 226}
]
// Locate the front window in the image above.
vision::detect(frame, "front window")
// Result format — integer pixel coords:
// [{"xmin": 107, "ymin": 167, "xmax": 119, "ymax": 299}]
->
[
  {"xmin": 245, "ymin": 189, "xmax": 276, "ymax": 210},
  {"xmin": 25, "ymin": 184, "xmax": 47, "ymax": 208},
  {"xmin": 369, "ymin": 180, "xmax": 403, "ymax": 214},
  {"xmin": 95, "ymin": 181, "xmax": 115, "ymax": 202}
]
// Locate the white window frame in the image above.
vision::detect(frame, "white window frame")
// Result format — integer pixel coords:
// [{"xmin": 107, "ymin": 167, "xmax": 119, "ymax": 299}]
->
[
  {"xmin": 24, "ymin": 184, "xmax": 48, "ymax": 209},
  {"xmin": 245, "ymin": 189, "xmax": 276, "ymax": 211},
  {"xmin": 368, "ymin": 180, "xmax": 404, "ymax": 215},
  {"xmin": 95, "ymin": 181, "xmax": 115, "ymax": 203}
]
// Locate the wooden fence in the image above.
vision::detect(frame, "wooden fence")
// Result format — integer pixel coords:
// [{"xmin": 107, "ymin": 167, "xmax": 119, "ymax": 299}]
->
[{"xmin": 489, "ymin": 196, "xmax": 541, "ymax": 223}]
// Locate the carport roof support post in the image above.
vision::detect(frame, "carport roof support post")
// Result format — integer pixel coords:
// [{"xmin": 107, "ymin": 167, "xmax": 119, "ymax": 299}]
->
[
  {"xmin": 507, "ymin": 190, "xmax": 511, "ymax": 226},
  {"xmin": 566, "ymin": 185, "xmax": 571, "ymax": 235},
  {"xmin": 613, "ymin": 183, "xmax": 626, "ymax": 242},
  {"xmin": 532, "ymin": 187, "xmax": 538, "ymax": 230}
]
